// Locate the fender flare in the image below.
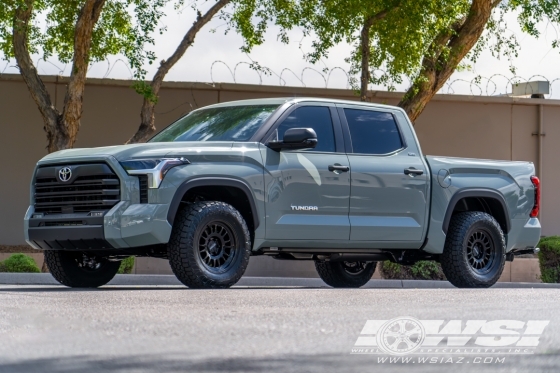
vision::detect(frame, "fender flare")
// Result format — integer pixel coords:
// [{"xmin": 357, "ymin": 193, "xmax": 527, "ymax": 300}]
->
[
  {"xmin": 167, "ymin": 177, "xmax": 260, "ymax": 229},
  {"xmin": 442, "ymin": 188, "xmax": 511, "ymax": 234}
]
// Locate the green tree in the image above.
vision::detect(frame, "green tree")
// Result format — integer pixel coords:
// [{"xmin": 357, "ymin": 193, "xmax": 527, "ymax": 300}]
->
[
  {"xmin": 236, "ymin": 0, "xmax": 467, "ymax": 103},
  {"xmin": 400, "ymin": 0, "xmax": 560, "ymax": 122},
  {"xmin": 292, "ymin": 0, "xmax": 467, "ymax": 102},
  {"xmin": 126, "ymin": 0, "xmax": 297, "ymax": 143},
  {"xmin": 269, "ymin": 0, "xmax": 560, "ymax": 121},
  {"xmin": 0, "ymin": 0, "xmax": 167, "ymax": 152},
  {"xmin": 127, "ymin": 0, "xmax": 231, "ymax": 143}
]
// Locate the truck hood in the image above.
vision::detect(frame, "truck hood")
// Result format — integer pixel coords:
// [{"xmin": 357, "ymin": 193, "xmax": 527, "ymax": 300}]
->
[{"xmin": 39, "ymin": 141, "xmax": 240, "ymax": 163}]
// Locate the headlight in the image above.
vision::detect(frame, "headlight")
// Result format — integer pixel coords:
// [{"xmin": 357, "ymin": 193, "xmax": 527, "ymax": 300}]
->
[{"xmin": 120, "ymin": 158, "xmax": 190, "ymax": 189}]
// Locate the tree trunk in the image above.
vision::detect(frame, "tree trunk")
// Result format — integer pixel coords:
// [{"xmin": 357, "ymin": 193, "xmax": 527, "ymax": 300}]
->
[
  {"xmin": 359, "ymin": 18, "xmax": 373, "ymax": 102},
  {"xmin": 13, "ymin": 0, "xmax": 106, "ymax": 153},
  {"xmin": 13, "ymin": 0, "xmax": 60, "ymax": 152},
  {"xmin": 59, "ymin": 0, "xmax": 106, "ymax": 150},
  {"xmin": 359, "ymin": 8, "xmax": 396, "ymax": 102},
  {"xmin": 398, "ymin": 0, "xmax": 498, "ymax": 122},
  {"xmin": 127, "ymin": 0, "xmax": 231, "ymax": 144}
]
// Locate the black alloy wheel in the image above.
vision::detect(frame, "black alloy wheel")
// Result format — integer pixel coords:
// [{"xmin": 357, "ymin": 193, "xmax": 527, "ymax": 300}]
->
[
  {"xmin": 168, "ymin": 201, "xmax": 251, "ymax": 289},
  {"xmin": 197, "ymin": 221, "xmax": 237, "ymax": 273},
  {"xmin": 466, "ymin": 229, "xmax": 497, "ymax": 275},
  {"xmin": 441, "ymin": 211, "xmax": 506, "ymax": 288}
]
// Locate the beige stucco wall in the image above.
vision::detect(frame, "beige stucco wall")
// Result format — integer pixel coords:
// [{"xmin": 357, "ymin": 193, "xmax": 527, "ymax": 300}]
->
[{"xmin": 1, "ymin": 74, "xmax": 558, "ymax": 244}]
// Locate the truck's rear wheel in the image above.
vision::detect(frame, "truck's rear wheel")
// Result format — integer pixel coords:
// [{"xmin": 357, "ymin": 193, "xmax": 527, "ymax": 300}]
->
[
  {"xmin": 168, "ymin": 201, "xmax": 251, "ymax": 289},
  {"xmin": 44, "ymin": 251, "xmax": 120, "ymax": 288},
  {"xmin": 441, "ymin": 211, "xmax": 506, "ymax": 288},
  {"xmin": 314, "ymin": 260, "xmax": 376, "ymax": 288}
]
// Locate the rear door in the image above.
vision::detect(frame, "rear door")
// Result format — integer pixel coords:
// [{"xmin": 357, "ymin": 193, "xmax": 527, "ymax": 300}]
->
[
  {"xmin": 261, "ymin": 103, "xmax": 351, "ymax": 240},
  {"xmin": 338, "ymin": 105, "xmax": 429, "ymax": 243}
]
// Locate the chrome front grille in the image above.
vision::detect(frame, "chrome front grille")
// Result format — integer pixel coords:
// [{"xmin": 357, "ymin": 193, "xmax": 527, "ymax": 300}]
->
[{"xmin": 34, "ymin": 163, "xmax": 121, "ymax": 214}]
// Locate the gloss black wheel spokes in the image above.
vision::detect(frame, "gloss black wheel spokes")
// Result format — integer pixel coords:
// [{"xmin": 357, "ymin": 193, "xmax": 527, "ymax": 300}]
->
[
  {"xmin": 198, "ymin": 221, "xmax": 236, "ymax": 273},
  {"xmin": 466, "ymin": 229, "xmax": 495, "ymax": 274}
]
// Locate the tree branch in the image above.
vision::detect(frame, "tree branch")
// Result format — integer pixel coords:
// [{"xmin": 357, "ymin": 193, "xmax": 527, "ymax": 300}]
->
[
  {"xmin": 491, "ymin": 0, "xmax": 502, "ymax": 9},
  {"xmin": 360, "ymin": 6, "xmax": 398, "ymax": 101},
  {"xmin": 398, "ymin": 0, "xmax": 494, "ymax": 121},
  {"xmin": 12, "ymin": 0, "xmax": 60, "ymax": 149},
  {"xmin": 127, "ymin": 0, "xmax": 231, "ymax": 144},
  {"xmin": 60, "ymin": 0, "xmax": 107, "ymax": 149}
]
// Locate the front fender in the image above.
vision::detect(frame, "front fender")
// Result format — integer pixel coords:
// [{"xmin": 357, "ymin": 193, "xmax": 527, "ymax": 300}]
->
[{"xmin": 166, "ymin": 177, "xmax": 260, "ymax": 230}]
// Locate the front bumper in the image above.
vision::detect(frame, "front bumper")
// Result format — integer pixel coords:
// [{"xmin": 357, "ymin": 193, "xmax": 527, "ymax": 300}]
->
[
  {"xmin": 27, "ymin": 213, "xmax": 111, "ymax": 250},
  {"xmin": 25, "ymin": 202, "xmax": 173, "ymax": 251},
  {"xmin": 24, "ymin": 155, "xmax": 174, "ymax": 251}
]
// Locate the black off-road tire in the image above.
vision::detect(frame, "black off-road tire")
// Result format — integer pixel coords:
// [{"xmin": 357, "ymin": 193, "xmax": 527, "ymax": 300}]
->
[
  {"xmin": 314, "ymin": 260, "xmax": 376, "ymax": 288},
  {"xmin": 441, "ymin": 211, "xmax": 506, "ymax": 288},
  {"xmin": 168, "ymin": 201, "xmax": 251, "ymax": 289},
  {"xmin": 44, "ymin": 251, "xmax": 120, "ymax": 288}
]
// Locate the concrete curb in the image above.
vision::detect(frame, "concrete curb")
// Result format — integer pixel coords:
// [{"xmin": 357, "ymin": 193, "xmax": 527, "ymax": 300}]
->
[{"xmin": 1, "ymin": 273, "xmax": 559, "ymax": 288}]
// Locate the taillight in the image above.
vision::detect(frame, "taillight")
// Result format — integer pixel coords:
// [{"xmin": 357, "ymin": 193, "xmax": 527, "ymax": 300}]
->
[{"xmin": 530, "ymin": 176, "xmax": 540, "ymax": 218}]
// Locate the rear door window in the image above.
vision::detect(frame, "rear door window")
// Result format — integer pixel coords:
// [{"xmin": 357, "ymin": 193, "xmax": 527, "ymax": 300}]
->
[{"xmin": 344, "ymin": 109, "xmax": 404, "ymax": 155}]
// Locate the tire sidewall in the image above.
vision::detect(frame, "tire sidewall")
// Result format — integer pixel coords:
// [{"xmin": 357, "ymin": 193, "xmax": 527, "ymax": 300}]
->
[
  {"xmin": 45, "ymin": 251, "xmax": 120, "ymax": 288},
  {"xmin": 171, "ymin": 202, "xmax": 251, "ymax": 288}
]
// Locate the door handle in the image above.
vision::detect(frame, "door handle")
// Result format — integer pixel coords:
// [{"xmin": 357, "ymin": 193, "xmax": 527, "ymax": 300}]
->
[
  {"xmin": 328, "ymin": 164, "xmax": 350, "ymax": 173},
  {"xmin": 404, "ymin": 167, "xmax": 424, "ymax": 176}
]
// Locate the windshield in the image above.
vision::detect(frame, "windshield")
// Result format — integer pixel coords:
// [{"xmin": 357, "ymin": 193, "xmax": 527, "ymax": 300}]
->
[{"xmin": 149, "ymin": 104, "xmax": 279, "ymax": 142}]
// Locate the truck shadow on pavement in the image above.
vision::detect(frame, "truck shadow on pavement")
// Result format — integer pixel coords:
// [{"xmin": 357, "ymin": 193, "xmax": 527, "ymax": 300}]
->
[
  {"xmin": 0, "ymin": 286, "xmax": 329, "ymax": 293},
  {"xmin": 0, "ymin": 352, "xmax": 559, "ymax": 373}
]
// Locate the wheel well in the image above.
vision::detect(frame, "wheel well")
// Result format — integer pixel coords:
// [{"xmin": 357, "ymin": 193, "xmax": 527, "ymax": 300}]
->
[
  {"xmin": 178, "ymin": 185, "xmax": 255, "ymax": 235},
  {"xmin": 450, "ymin": 196, "xmax": 509, "ymax": 233}
]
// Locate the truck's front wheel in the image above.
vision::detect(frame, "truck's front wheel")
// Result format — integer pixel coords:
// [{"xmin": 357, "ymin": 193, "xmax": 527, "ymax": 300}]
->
[
  {"xmin": 168, "ymin": 201, "xmax": 251, "ymax": 288},
  {"xmin": 44, "ymin": 251, "xmax": 120, "ymax": 288},
  {"xmin": 314, "ymin": 260, "xmax": 376, "ymax": 288},
  {"xmin": 441, "ymin": 211, "xmax": 506, "ymax": 288}
]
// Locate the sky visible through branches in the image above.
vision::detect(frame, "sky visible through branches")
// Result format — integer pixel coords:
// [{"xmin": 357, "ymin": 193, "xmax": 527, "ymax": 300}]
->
[{"xmin": 2, "ymin": 2, "xmax": 560, "ymax": 98}]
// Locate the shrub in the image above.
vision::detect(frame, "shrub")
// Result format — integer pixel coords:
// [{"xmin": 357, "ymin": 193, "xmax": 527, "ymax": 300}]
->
[
  {"xmin": 379, "ymin": 260, "xmax": 446, "ymax": 281},
  {"xmin": 538, "ymin": 236, "xmax": 560, "ymax": 283},
  {"xmin": 118, "ymin": 256, "xmax": 135, "ymax": 274},
  {"xmin": 2, "ymin": 254, "xmax": 40, "ymax": 273}
]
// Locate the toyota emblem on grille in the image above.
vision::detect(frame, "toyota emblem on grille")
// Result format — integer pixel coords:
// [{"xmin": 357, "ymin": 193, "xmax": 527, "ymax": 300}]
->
[{"xmin": 58, "ymin": 167, "xmax": 72, "ymax": 182}]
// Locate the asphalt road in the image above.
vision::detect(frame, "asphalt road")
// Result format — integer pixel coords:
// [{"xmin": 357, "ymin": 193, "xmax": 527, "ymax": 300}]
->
[{"xmin": 0, "ymin": 284, "xmax": 559, "ymax": 373}]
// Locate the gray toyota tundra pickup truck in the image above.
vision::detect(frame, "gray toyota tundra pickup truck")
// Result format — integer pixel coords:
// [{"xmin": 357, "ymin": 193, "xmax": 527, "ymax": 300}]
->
[{"xmin": 24, "ymin": 98, "xmax": 541, "ymax": 289}]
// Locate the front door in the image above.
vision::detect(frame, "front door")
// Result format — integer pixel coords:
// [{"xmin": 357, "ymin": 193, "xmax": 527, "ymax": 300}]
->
[
  {"xmin": 262, "ymin": 104, "xmax": 351, "ymax": 240},
  {"xmin": 339, "ymin": 106, "xmax": 429, "ymax": 242}
]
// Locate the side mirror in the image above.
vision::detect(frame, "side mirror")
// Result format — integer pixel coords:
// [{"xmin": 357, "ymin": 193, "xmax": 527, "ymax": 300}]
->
[{"xmin": 267, "ymin": 128, "xmax": 318, "ymax": 151}]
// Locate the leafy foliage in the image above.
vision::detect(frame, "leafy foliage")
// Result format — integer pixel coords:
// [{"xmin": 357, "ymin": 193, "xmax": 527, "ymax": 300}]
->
[
  {"xmin": 379, "ymin": 260, "xmax": 446, "ymax": 281},
  {"xmin": 117, "ymin": 256, "xmax": 135, "ymax": 274},
  {"xmin": 234, "ymin": 0, "xmax": 470, "ymax": 90},
  {"xmin": 237, "ymin": 1, "xmax": 560, "ymax": 97},
  {"xmin": 538, "ymin": 236, "xmax": 560, "ymax": 283},
  {"xmin": 0, "ymin": 0, "xmax": 169, "ymax": 80},
  {"xmin": 1, "ymin": 253, "xmax": 41, "ymax": 273},
  {"xmin": 133, "ymin": 80, "xmax": 158, "ymax": 103}
]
